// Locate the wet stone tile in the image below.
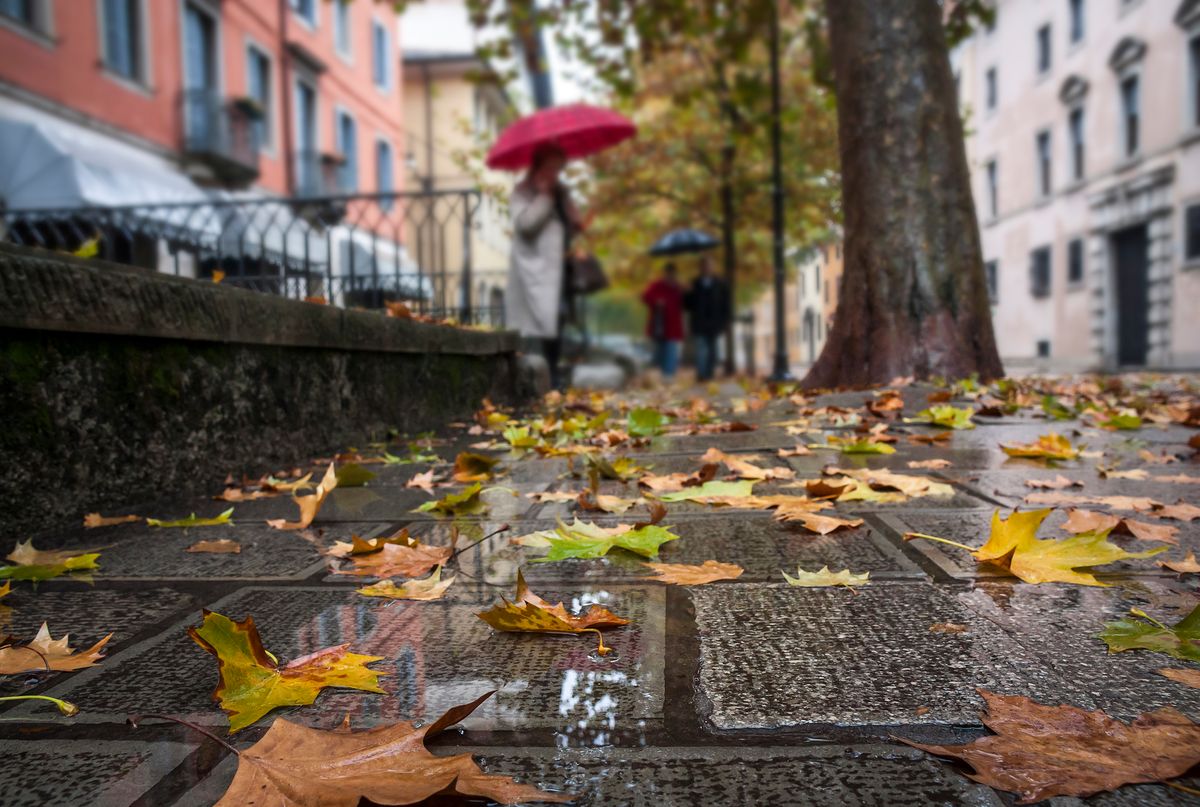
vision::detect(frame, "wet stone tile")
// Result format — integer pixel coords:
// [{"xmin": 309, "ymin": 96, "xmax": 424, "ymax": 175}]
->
[
  {"xmin": 784, "ymin": 444, "xmax": 1003, "ymax": 473},
  {"xmin": 955, "ymin": 582, "xmax": 1200, "ymax": 721},
  {"xmin": 22, "ymin": 584, "xmax": 664, "ymax": 738},
  {"xmin": 954, "ymin": 468, "xmax": 1200, "ymax": 512},
  {"xmin": 692, "ymin": 582, "xmax": 1076, "ymax": 728},
  {"xmin": 652, "ymin": 428, "xmax": 797, "ymax": 455},
  {"xmin": 0, "ymin": 740, "xmax": 196, "ymax": 807}
]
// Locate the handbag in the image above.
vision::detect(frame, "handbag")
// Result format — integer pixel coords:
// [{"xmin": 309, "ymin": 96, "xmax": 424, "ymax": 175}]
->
[{"xmin": 568, "ymin": 252, "xmax": 609, "ymax": 295}]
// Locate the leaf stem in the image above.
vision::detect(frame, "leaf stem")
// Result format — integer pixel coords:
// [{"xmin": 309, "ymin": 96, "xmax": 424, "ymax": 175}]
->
[
  {"xmin": 903, "ymin": 532, "xmax": 978, "ymax": 553},
  {"xmin": 585, "ymin": 628, "xmax": 612, "ymax": 656},
  {"xmin": 1130, "ymin": 608, "xmax": 1171, "ymax": 632},
  {"xmin": 1163, "ymin": 781, "xmax": 1200, "ymax": 797},
  {"xmin": 0, "ymin": 695, "xmax": 79, "ymax": 716},
  {"xmin": 448, "ymin": 524, "xmax": 511, "ymax": 563},
  {"xmin": 127, "ymin": 713, "xmax": 241, "ymax": 755}
]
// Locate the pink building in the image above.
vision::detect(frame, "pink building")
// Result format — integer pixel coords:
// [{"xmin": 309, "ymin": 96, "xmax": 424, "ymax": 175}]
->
[{"xmin": 0, "ymin": 0, "xmax": 405, "ymax": 206}]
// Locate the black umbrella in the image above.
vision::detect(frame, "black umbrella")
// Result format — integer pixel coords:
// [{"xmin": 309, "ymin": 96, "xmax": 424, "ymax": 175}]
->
[{"xmin": 648, "ymin": 228, "xmax": 719, "ymax": 256}]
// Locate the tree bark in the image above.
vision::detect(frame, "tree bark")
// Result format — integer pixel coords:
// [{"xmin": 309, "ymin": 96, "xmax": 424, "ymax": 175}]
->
[{"xmin": 802, "ymin": 0, "xmax": 1003, "ymax": 389}]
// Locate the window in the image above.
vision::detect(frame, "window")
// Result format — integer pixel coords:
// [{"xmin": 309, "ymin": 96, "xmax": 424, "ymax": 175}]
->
[
  {"xmin": 1030, "ymin": 246, "xmax": 1052, "ymax": 298},
  {"xmin": 1069, "ymin": 0, "xmax": 1084, "ymax": 44},
  {"xmin": 986, "ymin": 160, "xmax": 998, "ymax": 218},
  {"xmin": 290, "ymin": 0, "xmax": 315, "ymax": 26},
  {"xmin": 295, "ymin": 79, "xmax": 318, "ymax": 194},
  {"xmin": 371, "ymin": 20, "xmax": 390, "ymax": 89},
  {"xmin": 182, "ymin": 3, "xmax": 218, "ymax": 146},
  {"xmin": 1190, "ymin": 35, "xmax": 1200, "ymax": 130},
  {"xmin": 0, "ymin": 0, "xmax": 47, "ymax": 33},
  {"xmin": 1186, "ymin": 204, "xmax": 1200, "ymax": 262},
  {"xmin": 1120, "ymin": 74, "xmax": 1140, "ymax": 156},
  {"xmin": 1037, "ymin": 340, "xmax": 1051, "ymax": 358},
  {"xmin": 985, "ymin": 67, "xmax": 997, "ymax": 110},
  {"xmin": 376, "ymin": 139, "xmax": 394, "ymax": 211},
  {"xmin": 246, "ymin": 45, "xmax": 272, "ymax": 151},
  {"xmin": 1068, "ymin": 107, "xmax": 1085, "ymax": 180},
  {"xmin": 334, "ymin": 0, "xmax": 350, "ymax": 57},
  {"xmin": 1037, "ymin": 24, "xmax": 1052, "ymax": 74},
  {"xmin": 985, "ymin": 260, "xmax": 998, "ymax": 303},
  {"xmin": 101, "ymin": 0, "xmax": 144, "ymax": 82},
  {"xmin": 1036, "ymin": 130, "xmax": 1052, "ymax": 197},
  {"xmin": 336, "ymin": 110, "xmax": 358, "ymax": 191},
  {"xmin": 1067, "ymin": 238, "xmax": 1084, "ymax": 283}
]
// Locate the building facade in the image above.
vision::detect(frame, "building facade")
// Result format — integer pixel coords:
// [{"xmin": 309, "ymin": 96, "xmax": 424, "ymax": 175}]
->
[
  {"xmin": 795, "ymin": 239, "xmax": 844, "ymax": 368},
  {"xmin": 954, "ymin": 0, "xmax": 1200, "ymax": 369},
  {"xmin": 0, "ymin": 0, "xmax": 405, "ymax": 203}
]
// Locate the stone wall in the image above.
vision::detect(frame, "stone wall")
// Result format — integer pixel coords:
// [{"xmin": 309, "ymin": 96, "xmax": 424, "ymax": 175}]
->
[{"xmin": 0, "ymin": 245, "xmax": 526, "ymax": 539}]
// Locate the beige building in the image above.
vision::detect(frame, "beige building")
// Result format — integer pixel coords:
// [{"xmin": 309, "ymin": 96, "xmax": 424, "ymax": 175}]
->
[
  {"xmin": 400, "ymin": 0, "xmax": 540, "ymax": 324},
  {"xmin": 795, "ymin": 240, "xmax": 845, "ymax": 367},
  {"xmin": 953, "ymin": 0, "xmax": 1200, "ymax": 369}
]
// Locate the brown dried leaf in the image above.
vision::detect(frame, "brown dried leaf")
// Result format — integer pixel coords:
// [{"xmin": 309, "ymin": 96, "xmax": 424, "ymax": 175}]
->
[
  {"xmin": 1154, "ymin": 502, "xmax": 1200, "ymax": 522},
  {"xmin": 644, "ymin": 560, "xmax": 744, "ymax": 586},
  {"xmin": 267, "ymin": 463, "xmax": 337, "ymax": 531},
  {"xmin": 908, "ymin": 431, "xmax": 952, "ymax": 445},
  {"xmin": 1138, "ymin": 449, "xmax": 1179, "ymax": 465},
  {"xmin": 929, "ymin": 622, "xmax": 969, "ymax": 634},
  {"xmin": 333, "ymin": 542, "xmax": 451, "ymax": 579},
  {"xmin": 186, "ymin": 539, "xmax": 241, "ymax": 554},
  {"xmin": 82, "ymin": 513, "xmax": 139, "ymax": 528},
  {"xmin": 405, "ymin": 470, "xmax": 441, "ymax": 493},
  {"xmin": 778, "ymin": 445, "xmax": 812, "ymax": 457},
  {"xmin": 1159, "ymin": 668, "xmax": 1200, "ymax": 688},
  {"xmin": 701, "ymin": 447, "xmax": 794, "ymax": 481},
  {"xmin": 0, "ymin": 624, "xmax": 111, "ymax": 674},
  {"xmin": 1024, "ymin": 475, "xmax": 1082, "ymax": 490},
  {"xmin": 907, "ymin": 459, "xmax": 952, "ymax": 470},
  {"xmin": 903, "ymin": 690, "xmax": 1200, "ymax": 803},
  {"xmin": 775, "ymin": 510, "xmax": 863, "ymax": 535},
  {"xmin": 1062, "ymin": 509, "xmax": 1121, "ymax": 534},
  {"xmin": 1158, "ymin": 551, "xmax": 1200, "ymax": 574}
]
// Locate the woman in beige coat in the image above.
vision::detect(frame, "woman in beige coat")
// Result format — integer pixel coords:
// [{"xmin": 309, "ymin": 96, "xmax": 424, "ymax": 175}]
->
[{"xmin": 505, "ymin": 144, "xmax": 580, "ymax": 388}]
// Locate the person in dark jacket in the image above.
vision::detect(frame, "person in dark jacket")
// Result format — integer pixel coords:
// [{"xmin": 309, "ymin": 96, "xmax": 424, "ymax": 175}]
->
[
  {"xmin": 641, "ymin": 262, "xmax": 686, "ymax": 379},
  {"xmin": 683, "ymin": 256, "xmax": 730, "ymax": 381}
]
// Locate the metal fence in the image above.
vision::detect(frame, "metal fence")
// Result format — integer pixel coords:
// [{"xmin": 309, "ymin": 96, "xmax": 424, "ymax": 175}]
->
[{"xmin": 0, "ymin": 188, "xmax": 509, "ymax": 326}]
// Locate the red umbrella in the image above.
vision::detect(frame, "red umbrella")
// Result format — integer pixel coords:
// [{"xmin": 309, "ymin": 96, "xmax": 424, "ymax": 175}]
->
[{"xmin": 485, "ymin": 104, "xmax": 636, "ymax": 170}]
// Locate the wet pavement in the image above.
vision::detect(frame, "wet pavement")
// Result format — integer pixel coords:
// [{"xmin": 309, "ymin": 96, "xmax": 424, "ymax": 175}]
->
[{"xmin": 2, "ymin": 379, "xmax": 1200, "ymax": 805}]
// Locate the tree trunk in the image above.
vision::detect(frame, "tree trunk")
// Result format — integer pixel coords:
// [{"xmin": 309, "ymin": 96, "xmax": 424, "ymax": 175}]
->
[
  {"xmin": 720, "ymin": 142, "xmax": 738, "ymax": 376},
  {"xmin": 802, "ymin": 0, "xmax": 1003, "ymax": 389}
]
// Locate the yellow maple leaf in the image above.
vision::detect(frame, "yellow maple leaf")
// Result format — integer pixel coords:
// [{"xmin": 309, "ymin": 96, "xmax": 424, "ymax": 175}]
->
[
  {"xmin": 1000, "ymin": 433, "xmax": 1079, "ymax": 460},
  {"xmin": 907, "ymin": 509, "xmax": 1166, "ymax": 586},
  {"xmin": 188, "ymin": 610, "xmax": 386, "ymax": 733},
  {"xmin": 267, "ymin": 463, "xmax": 337, "ymax": 531},
  {"xmin": 0, "ymin": 624, "xmax": 112, "ymax": 674},
  {"xmin": 356, "ymin": 567, "xmax": 455, "ymax": 601},
  {"xmin": 476, "ymin": 571, "xmax": 629, "ymax": 655},
  {"xmin": 781, "ymin": 565, "xmax": 870, "ymax": 588}
]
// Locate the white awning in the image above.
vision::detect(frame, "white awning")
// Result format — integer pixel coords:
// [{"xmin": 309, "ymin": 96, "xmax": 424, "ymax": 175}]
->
[{"xmin": 0, "ymin": 114, "xmax": 210, "ymax": 211}]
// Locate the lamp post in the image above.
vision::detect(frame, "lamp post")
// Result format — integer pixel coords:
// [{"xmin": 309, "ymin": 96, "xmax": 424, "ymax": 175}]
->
[{"xmin": 768, "ymin": 0, "xmax": 793, "ymax": 382}]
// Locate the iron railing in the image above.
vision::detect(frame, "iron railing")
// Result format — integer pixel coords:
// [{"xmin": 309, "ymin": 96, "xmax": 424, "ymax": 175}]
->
[{"xmin": 0, "ymin": 189, "xmax": 508, "ymax": 325}]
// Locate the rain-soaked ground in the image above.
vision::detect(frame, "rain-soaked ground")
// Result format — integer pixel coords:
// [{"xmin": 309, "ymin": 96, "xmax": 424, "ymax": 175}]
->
[{"xmin": 2, "ymin": 378, "xmax": 1199, "ymax": 805}]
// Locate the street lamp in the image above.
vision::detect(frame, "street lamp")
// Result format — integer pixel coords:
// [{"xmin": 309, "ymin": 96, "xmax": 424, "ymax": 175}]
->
[{"xmin": 768, "ymin": 0, "xmax": 793, "ymax": 382}]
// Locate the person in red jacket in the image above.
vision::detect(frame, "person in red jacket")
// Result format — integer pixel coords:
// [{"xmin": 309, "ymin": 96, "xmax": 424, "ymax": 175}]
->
[{"xmin": 641, "ymin": 263, "xmax": 686, "ymax": 379}]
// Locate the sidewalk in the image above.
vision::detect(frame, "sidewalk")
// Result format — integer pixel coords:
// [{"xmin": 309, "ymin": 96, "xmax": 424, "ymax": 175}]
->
[{"xmin": 1, "ymin": 377, "xmax": 1198, "ymax": 805}]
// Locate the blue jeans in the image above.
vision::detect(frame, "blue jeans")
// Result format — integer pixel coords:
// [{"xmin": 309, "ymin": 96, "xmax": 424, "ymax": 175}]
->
[
  {"xmin": 693, "ymin": 334, "xmax": 718, "ymax": 381},
  {"xmin": 653, "ymin": 340, "xmax": 680, "ymax": 378}
]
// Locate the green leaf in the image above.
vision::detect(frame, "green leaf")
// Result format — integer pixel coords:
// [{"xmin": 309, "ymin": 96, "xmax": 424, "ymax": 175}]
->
[
  {"xmin": 1098, "ymin": 605, "xmax": 1200, "ymax": 662},
  {"xmin": 0, "ymin": 553, "xmax": 100, "ymax": 581},
  {"xmin": 1041, "ymin": 395, "xmax": 1075, "ymax": 421},
  {"xmin": 147, "ymin": 508, "xmax": 234, "ymax": 528},
  {"xmin": 415, "ymin": 483, "xmax": 486, "ymax": 516},
  {"xmin": 1100, "ymin": 413, "xmax": 1142, "ymax": 431},
  {"xmin": 835, "ymin": 439, "xmax": 896, "ymax": 455},
  {"xmin": 628, "ymin": 407, "xmax": 667, "ymax": 437},
  {"xmin": 335, "ymin": 463, "xmax": 376, "ymax": 487},
  {"xmin": 584, "ymin": 453, "xmax": 647, "ymax": 481},
  {"xmin": 535, "ymin": 520, "xmax": 680, "ymax": 562},
  {"xmin": 906, "ymin": 405, "xmax": 976, "ymax": 430},
  {"xmin": 656, "ymin": 480, "xmax": 757, "ymax": 502},
  {"xmin": 502, "ymin": 425, "xmax": 539, "ymax": 449}
]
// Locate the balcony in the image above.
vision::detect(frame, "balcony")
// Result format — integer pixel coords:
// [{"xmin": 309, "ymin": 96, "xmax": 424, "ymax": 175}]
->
[
  {"xmin": 181, "ymin": 90, "xmax": 261, "ymax": 187},
  {"xmin": 292, "ymin": 150, "xmax": 348, "ymax": 223}
]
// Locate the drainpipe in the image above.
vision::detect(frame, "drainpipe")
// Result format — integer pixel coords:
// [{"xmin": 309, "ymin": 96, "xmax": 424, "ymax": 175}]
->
[
  {"xmin": 422, "ymin": 63, "xmax": 434, "ymax": 193},
  {"xmin": 279, "ymin": 0, "xmax": 295, "ymax": 194}
]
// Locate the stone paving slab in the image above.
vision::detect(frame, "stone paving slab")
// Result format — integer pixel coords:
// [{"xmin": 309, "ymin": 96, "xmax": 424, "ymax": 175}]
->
[
  {"xmin": 14, "ymin": 583, "xmax": 665, "ymax": 736},
  {"xmin": 693, "ymin": 582, "xmax": 1084, "ymax": 729},
  {"xmin": 0, "ymin": 740, "xmax": 197, "ymax": 807},
  {"xmin": 952, "ymin": 467, "xmax": 1200, "ymax": 511}
]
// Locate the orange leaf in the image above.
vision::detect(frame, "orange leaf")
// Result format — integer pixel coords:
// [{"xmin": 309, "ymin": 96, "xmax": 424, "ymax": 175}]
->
[
  {"xmin": 267, "ymin": 463, "xmax": 337, "ymax": 531},
  {"xmin": 186, "ymin": 539, "xmax": 241, "ymax": 554},
  {"xmin": 82, "ymin": 513, "xmax": 139, "ymax": 528},
  {"xmin": 644, "ymin": 559, "xmax": 744, "ymax": 585},
  {"xmin": 476, "ymin": 571, "xmax": 629, "ymax": 655}
]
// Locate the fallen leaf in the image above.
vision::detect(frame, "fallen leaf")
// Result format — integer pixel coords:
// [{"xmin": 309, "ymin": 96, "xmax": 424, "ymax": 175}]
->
[
  {"xmin": 908, "ymin": 431, "xmax": 952, "ymax": 445},
  {"xmin": 577, "ymin": 491, "xmax": 638, "ymax": 514},
  {"xmin": 1153, "ymin": 473, "xmax": 1200, "ymax": 484},
  {"xmin": 778, "ymin": 445, "xmax": 811, "ymax": 457},
  {"xmin": 1062, "ymin": 510, "xmax": 1178, "ymax": 544},
  {"xmin": 415, "ymin": 483, "xmax": 487, "ymax": 517},
  {"xmin": 452, "ymin": 452, "xmax": 500, "ymax": 483},
  {"xmin": 209, "ymin": 690, "xmax": 571, "ymax": 806},
  {"xmin": 701, "ymin": 448, "xmax": 794, "ymax": 481},
  {"xmin": 1158, "ymin": 668, "xmax": 1200, "ymax": 689},
  {"xmin": 638, "ymin": 465, "xmax": 717, "ymax": 493},
  {"xmin": 905, "ymin": 405, "xmax": 976, "ymax": 430},
  {"xmin": 0, "ymin": 624, "xmax": 111, "ymax": 674},
  {"xmin": 188, "ymin": 610, "xmax": 386, "ymax": 732},
  {"xmin": 526, "ymin": 519, "xmax": 680, "ymax": 561},
  {"xmin": 1099, "ymin": 605, "xmax": 1199, "ymax": 662},
  {"xmin": 405, "ymin": 470, "xmax": 441, "ymax": 493},
  {"xmin": 1024, "ymin": 474, "xmax": 1082, "ymax": 490},
  {"xmin": 775, "ymin": 510, "xmax": 863, "ymax": 535},
  {"xmin": 804, "ymin": 479, "xmax": 852, "ymax": 500},
  {"xmin": 332, "ymin": 542, "xmax": 452, "ymax": 578},
  {"xmin": 1099, "ymin": 468, "xmax": 1149, "ymax": 481},
  {"xmin": 903, "ymin": 690, "xmax": 1200, "ymax": 803},
  {"xmin": 356, "ymin": 567, "xmax": 455, "ymax": 601},
  {"xmin": 1023, "ymin": 492, "xmax": 1161, "ymax": 512},
  {"xmin": 826, "ymin": 467, "xmax": 955, "ymax": 499},
  {"xmin": 1139, "ymin": 449, "xmax": 1179, "ymax": 465},
  {"xmin": 1155, "ymin": 502, "xmax": 1200, "ymax": 522},
  {"xmin": 82, "ymin": 513, "xmax": 139, "ymax": 528},
  {"xmin": 477, "ymin": 571, "xmax": 629, "ymax": 655},
  {"xmin": 907, "ymin": 459, "xmax": 952, "ymax": 470},
  {"xmin": 644, "ymin": 560, "xmax": 744, "ymax": 585},
  {"xmin": 527, "ymin": 490, "xmax": 581, "ymax": 503},
  {"xmin": 335, "ymin": 463, "xmax": 377, "ymax": 487},
  {"xmin": 327, "ymin": 529, "xmax": 417, "ymax": 558},
  {"xmin": 824, "ymin": 435, "xmax": 896, "ymax": 455},
  {"xmin": 186, "ymin": 539, "xmax": 241, "ymax": 554},
  {"xmin": 267, "ymin": 463, "xmax": 337, "ymax": 530},
  {"xmin": 0, "ymin": 541, "xmax": 100, "ymax": 582},
  {"xmin": 905, "ymin": 509, "xmax": 1166, "ymax": 586},
  {"xmin": 655, "ymin": 479, "xmax": 757, "ymax": 503},
  {"xmin": 585, "ymin": 453, "xmax": 647, "ymax": 481},
  {"xmin": 148, "ymin": 508, "xmax": 235, "ymax": 528},
  {"xmin": 1158, "ymin": 551, "xmax": 1200, "ymax": 574},
  {"xmin": 781, "ymin": 565, "xmax": 869, "ymax": 588},
  {"xmin": 627, "ymin": 407, "xmax": 668, "ymax": 437},
  {"xmin": 214, "ymin": 487, "xmax": 272, "ymax": 502},
  {"xmin": 1099, "ymin": 411, "xmax": 1143, "ymax": 431},
  {"xmin": 930, "ymin": 622, "xmax": 969, "ymax": 634},
  {"xmin": 915, "ymin": 706, "xmax": 931, "ymax": 716},
  {"xmin": 1000, "ymin": 433, "xmax": 1079, "ymax": 461}
]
